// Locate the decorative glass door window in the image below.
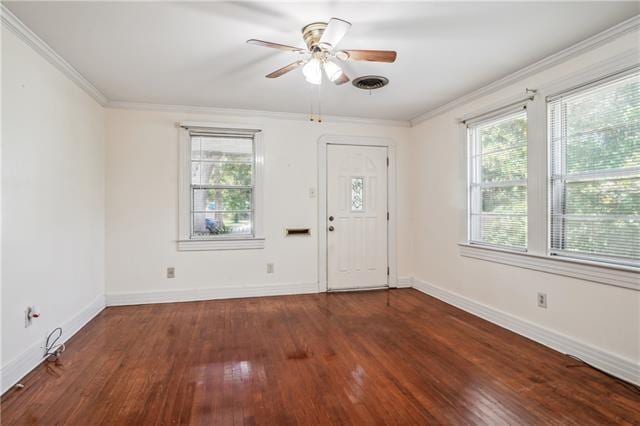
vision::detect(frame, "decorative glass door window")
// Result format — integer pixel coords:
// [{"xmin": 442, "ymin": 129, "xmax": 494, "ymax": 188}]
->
[{"xmin": 351, "ymin": 177, "xmax": 364, "ymax": 211}]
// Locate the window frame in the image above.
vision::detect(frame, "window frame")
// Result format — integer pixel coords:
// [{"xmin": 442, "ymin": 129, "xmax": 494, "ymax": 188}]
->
[
  {"xmin": 466, "ymin": 108, "xmax": 529, "ymax": 251},
  {"xmin": 177, "ymin": 122, "xmax": 264, "ymax": 251},
  {"xmin": 546, "ymin": 69, "xmax": 639, "ymax": 268},
  {"xmin": 459, "ymin": 59, "xmax": 639, "ymax": 290}
]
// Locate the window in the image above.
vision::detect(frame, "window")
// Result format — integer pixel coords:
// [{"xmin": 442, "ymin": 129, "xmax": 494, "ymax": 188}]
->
[
  {"xmin": 351, "ymin": 177, "xmax": 364, "ymax": 211},
  {"xmin": 468, "ymin": 110, "xmax": 528, "ymax": 250},
  {"xmin": 178, "ymin": 124, "xmax": 264, "ymax": 250},
  {"xmin": 548, "ymin": 70, "xmax": 639, "ymax": 267}
]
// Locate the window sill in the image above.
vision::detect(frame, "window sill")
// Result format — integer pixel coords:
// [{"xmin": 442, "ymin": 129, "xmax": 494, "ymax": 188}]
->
[
  {"xmin": 458, "ymin": 243, "xmax": 639, "ymax": 291},
  {"xmin": 178, "ymin": 237, "xmax": 265, "ymax": 251}
]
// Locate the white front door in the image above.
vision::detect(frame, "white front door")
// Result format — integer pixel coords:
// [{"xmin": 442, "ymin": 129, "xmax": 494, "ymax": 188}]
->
[{"xmin": 327, "ymin": 144, "xmax": 388, "ymax": 290}]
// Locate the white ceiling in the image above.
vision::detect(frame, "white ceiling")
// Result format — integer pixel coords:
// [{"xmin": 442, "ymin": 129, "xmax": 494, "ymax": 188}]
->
[{"xmin": 4, "ymin": 1, "xmax": 639, "ymax": 121}]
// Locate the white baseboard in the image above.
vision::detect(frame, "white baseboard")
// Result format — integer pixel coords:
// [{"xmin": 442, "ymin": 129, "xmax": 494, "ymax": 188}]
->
[
  {"xmin": 410, "ymin": 277, "xmax": 640, "ymax": 386},
  {"xmin": 106, "ymin": 282, "xmax": 319, "ymax": 306},
  {"xmin": 1, "ymin": 294, "xmax": 106, "ymax": 395},
  {"xmin": 395, "ymin": 276, "xmax": 413, "ymax": 288}
]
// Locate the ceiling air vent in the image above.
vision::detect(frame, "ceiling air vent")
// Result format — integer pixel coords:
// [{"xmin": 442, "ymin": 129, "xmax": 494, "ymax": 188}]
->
[{"xmin": 352, "ymin": 75, "xmax": 389, "ymax": 90}]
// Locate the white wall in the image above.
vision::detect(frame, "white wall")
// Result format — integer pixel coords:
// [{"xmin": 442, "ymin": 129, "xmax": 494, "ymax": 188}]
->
[
  {"xmin": 105, "ymin": 109, "xmax": 412, "ymax": 300},
  {"xmin": 409, "ymin": 31, "xmax": 639, "ymax": 366},
  {"xmin": 1, "ymin": 27, "xmax": 106, "ymax": 391}
]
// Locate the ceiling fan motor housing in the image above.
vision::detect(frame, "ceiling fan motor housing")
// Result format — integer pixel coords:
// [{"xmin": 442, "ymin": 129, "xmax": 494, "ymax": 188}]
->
[{"xmin": 302, "ymin": 22, "xmax": 328, "ymax": 51}]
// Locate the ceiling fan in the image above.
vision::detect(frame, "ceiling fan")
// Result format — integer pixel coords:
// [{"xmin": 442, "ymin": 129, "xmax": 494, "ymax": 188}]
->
[{"xmin": 247, "ymin": 18, "xmax": 397, "ymax": 86}]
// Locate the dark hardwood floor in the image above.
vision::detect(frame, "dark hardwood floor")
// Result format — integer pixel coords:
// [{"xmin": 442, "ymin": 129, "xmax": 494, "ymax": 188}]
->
[{"xmin": 2, "ymin": 289, "xmax": 639, "ymax": 425}]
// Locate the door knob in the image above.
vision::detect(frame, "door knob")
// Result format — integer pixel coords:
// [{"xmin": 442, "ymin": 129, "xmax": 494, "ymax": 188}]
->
[
  {"xmin": 329, "ymin": 216, "xmax": 334, "ymax": 221},
  {"xmin": 328, "ymin": 225, "xmax": 335, "ymax": 232}
]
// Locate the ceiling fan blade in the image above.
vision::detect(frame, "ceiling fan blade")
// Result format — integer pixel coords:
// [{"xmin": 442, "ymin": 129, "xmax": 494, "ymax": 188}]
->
[
  {"xmin": 266, "ymin": 60, "xmax": 307, "ymax": 78},
  {"xmin": 340, "ymin": 50, "xmax": 397, "ymax": 63},
  {"xmin": 318, "ymin": 18, "xmax": 351, "ymax": 50},
  {"xmin": 334, "ymin": 72, "xmax": 350, "ymax": 86},
  {"xmin": 247, "ymin": 39, "xmax": 305, "ymax": 53}
]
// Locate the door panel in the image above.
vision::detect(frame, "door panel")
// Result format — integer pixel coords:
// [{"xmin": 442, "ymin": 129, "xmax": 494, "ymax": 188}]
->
[{"xmin": 327, "ymin": 145, "xmax": 388, "ymax": 290}]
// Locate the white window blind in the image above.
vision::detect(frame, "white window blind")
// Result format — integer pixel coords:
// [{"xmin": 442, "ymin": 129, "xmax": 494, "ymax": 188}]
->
[
  {"xmin": 468, "ymin": 109, "xmax": 528, "ymax": 249},
  {"xmin": 190, "ymin": 132, "xmax": 255, "ymax": 238},
  {"xmin": 548, "ymin": 70, "xmax": 639, "ymax": 267}
]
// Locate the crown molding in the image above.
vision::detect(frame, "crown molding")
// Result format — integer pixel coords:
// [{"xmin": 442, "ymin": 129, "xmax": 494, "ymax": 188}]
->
[
  {"xmin": 409, "ymin": 14, "xmax": 640, "ymax": 126},
  {"xmin": 106, "ymin": 101, "xmax": 411, "ymax": 128},
  {"xmin": 1, "ymin": 4, "xmax": 109, "ymax": 106},
  {"xmin": 1, "ymin": 3, "xmax": 404, "ymax": 126}
]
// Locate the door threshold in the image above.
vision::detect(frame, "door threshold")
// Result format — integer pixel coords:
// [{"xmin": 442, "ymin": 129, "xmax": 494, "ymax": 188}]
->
[{"xmin": 326, "ymin": 285, "xmax": 389, "ymax": 293}]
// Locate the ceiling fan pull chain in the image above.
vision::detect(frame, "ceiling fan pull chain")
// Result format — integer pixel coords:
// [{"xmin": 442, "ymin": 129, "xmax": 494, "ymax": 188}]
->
[
  {"xmin": 309, "ymin": 83, "xmax": 315, "ymax": 121},
  {"xmin": 318, "ymin": 84, "xmax": 322, "ymax": 123}
]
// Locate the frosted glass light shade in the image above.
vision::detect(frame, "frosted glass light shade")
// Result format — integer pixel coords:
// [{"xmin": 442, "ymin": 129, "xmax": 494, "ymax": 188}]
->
[
  {"xmin": 303, "ymin": 59, "xmax": 322, "ymax": 85},
  {"xmin": 323, "ymin": 61, "xmax": 343, "ymax": 82}
]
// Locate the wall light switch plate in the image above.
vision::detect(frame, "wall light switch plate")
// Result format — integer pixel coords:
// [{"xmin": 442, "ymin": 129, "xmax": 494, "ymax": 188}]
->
[
  {"xmin": 167, "ymin": 267, "xmax": 175, "ymax": 278},
  {"xmin": 266, "ymin": 263, "xmax": 274, "ymax": 274},
  {"xmin": 309, "ymin": 188, "xmax": 316, "ymax": 198}
]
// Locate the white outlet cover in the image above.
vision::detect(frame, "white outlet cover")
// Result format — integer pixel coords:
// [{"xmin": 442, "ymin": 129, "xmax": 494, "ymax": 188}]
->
[{"xmin": 537, "ymin": 292, "xmax": 548, "ymax": 308}]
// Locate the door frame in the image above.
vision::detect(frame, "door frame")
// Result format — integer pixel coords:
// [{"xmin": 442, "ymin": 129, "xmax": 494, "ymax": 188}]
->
[{"xmin": 318, "ymin": 134, "xmax": 398, "ymax": 292}]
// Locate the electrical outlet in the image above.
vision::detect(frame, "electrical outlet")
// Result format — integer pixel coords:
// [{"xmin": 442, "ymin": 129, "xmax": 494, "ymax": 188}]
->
[
  {"xmin": 266, "ymin": 263, "xmax": 275, "ymax": 274},
  {"xmin": 167, "ymin": 267, "xmax": 175, "ymax": 279},
  {"xmin": 537, "ymin": 292, "xmax": 548, "ymax": 309}
]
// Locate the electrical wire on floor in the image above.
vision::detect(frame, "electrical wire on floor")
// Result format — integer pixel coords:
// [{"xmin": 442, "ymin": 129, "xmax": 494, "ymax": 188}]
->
[
  {"xmin": 565, "ymin": 353, "xmax": 640, "ymax": 394},
  {"xmin": 44, "ymin": 327, "xmax": 65, "ymax": 362}
]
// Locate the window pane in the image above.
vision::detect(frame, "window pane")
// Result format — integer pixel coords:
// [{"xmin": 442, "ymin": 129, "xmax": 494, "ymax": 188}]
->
[
  {"xmin": 351, "ymin": 178, "xmax": 364, "ymax": 211},
  {"xmin": 200, "ymin": 137, "xmax": 253, "ymax": 162},
  {"xmin": 191, "ymin": 137, "xmax": 201, "ymax": 160},
  {"xmin": 565, "ymin": 126, "xmax": 639, "ymax": 174},
  {"xmin": 480, "ymin": 146, "xmax": 527, "ymax": 182},
  {"xmin": 192, "ymin": 189, "xmax": 251, "ymax": 212},
  {"xmin": 192, "ymin": 212, "xmax": 252, "ymax": 236},
  {"xmin": 565, "ymin": 177, "xmax": 639, "ymax": 215},
  {"xmin": 478, "ymin": 215, "xmax": 527, "ymax": 248},
  {"xmin": 192, "ymin": 162, "xmax": 252, "ymax": 186},
  {"xmin": 482, "ymin": 186, "xmax": 527, "ymax": 214},
  {"xmin": 479, "ymin": 113, "xmax": 527, "ymax": 154},
  {"xmin": 191, "ymin": 162, "xmax": 201, "ymax": 185},
  {"xmin": 559, "ymin": 218, "xmax": 639, "ymax": 260},
  {"xmin": 564, "ymin": 77, "xmax": 640, "ymax": 174}
]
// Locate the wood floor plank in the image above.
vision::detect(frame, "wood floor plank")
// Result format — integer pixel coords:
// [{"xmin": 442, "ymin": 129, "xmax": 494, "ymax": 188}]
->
[{"xmin": 1, "ymin": 289, "xmax": 638, "ymax": 425}]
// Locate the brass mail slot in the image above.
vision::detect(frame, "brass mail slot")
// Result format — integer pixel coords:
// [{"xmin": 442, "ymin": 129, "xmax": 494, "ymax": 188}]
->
[{"xmin": 285, "ymin": 228, "xmax": 311, "ymax": 236}]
